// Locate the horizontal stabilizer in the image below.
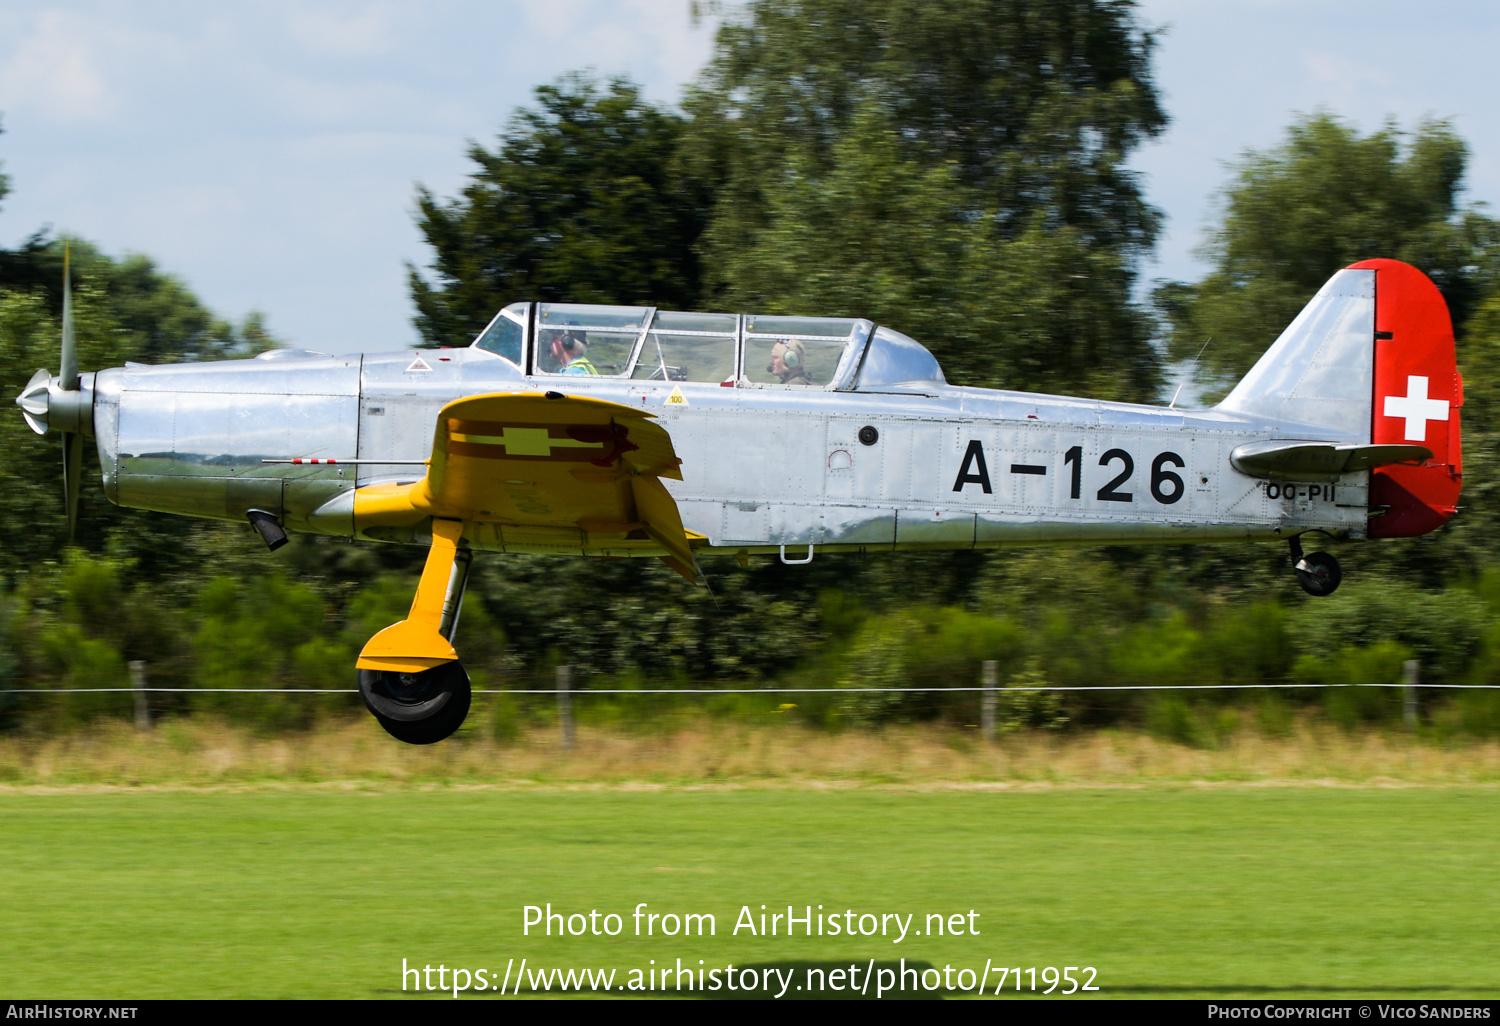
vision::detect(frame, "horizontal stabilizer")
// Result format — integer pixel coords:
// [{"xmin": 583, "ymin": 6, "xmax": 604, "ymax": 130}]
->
[{"xmin": 1230, "ymin": 440, "xmax": 1432, "ymax": 481}]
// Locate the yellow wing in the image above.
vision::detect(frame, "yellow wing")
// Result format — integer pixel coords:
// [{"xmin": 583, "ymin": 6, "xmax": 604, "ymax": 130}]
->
[
  {"xmin": 354, "ymin": 392, "xmax": 697, "ymax": 673},
  {"xmin": 353, "ymin": 391, "xmax": 697, "ymax": 572}
]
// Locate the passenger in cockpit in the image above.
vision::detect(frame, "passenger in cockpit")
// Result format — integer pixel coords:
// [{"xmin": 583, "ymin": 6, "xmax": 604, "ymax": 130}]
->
[{"xmin": 768, "ymin": 339, "xmax": 810, "ymax": 385}]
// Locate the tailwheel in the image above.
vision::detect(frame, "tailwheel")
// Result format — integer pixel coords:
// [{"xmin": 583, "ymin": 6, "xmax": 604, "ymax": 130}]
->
[
  {"xmin": 359, "ymin": 661, "xmax": 471, "ymax": 745},
  {"xmin": 1290, "ymin": 536, "xmax": 1342, "ymax": 597}
]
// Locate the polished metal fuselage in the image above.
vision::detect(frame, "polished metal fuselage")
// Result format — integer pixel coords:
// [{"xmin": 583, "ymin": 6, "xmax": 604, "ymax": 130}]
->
[{"xmin": 89, "ymin": 349, "xmax": 1370, "ymax": 557}]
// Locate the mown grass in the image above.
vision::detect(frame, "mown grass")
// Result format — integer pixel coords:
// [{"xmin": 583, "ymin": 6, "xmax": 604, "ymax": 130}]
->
[{"xmin": 1, "ymin": 786, "xmax": 1498, "ymax": 999}]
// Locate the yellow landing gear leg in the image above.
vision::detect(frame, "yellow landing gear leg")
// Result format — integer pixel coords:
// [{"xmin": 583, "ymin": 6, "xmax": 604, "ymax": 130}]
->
[{"xmin": 356, "ymin": 518, "xmax": 473, "ymax": 744}]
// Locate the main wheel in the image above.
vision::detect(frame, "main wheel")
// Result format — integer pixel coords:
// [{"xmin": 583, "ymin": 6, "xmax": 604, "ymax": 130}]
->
[
  {"xmin": 1295, "ymin": 551, "xmax": 1342, "ymax": 597},
  {"xmin": 359, "ymin": 661, "xmax": 471, "ymax": 744}
]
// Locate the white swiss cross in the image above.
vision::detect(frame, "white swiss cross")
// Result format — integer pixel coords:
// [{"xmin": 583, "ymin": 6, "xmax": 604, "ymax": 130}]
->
[{"xmin": 1383, "ymin": 375, "xmax": 1449, "ymax": 441}]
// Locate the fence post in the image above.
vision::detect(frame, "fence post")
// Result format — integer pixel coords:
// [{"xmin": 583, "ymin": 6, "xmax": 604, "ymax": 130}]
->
[
  {"xmin": 981, "ymin": 659, "xmax": 998, "ymax": 742},
  {"xmin": 128, "ymin": 660, "xmax": 150, "ymax": 731},
  {"xmin": 557, "ymin": 664, "xmax": 574, "ymax": 749},
  {"xmin": 1403, "ymin": 658, "xmax": 1419, "ymax": 731}
]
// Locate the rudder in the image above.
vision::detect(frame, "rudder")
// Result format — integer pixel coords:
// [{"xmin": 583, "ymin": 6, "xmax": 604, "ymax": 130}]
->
[{"xmin": 1354, "ymin": 258, "xmax": 1462, "ymax": 538}]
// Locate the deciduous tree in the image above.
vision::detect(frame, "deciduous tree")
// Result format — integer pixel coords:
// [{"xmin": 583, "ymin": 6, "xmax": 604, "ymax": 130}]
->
[
  {"xmin": 409, "ymin": 75, "xmax": 709, "ymax": 348},
  {"xmin": 681, "ymin": 0, "xmax": 1168, "ymax": 397}
]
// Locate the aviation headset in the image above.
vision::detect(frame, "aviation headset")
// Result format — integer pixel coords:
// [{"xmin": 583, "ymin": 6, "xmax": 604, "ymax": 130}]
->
[{"xmin": 771, "ymin": 339, "xmax": 804, "ymax": 371}]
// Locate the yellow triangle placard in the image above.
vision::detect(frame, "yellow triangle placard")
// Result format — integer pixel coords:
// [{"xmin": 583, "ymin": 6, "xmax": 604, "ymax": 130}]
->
[{"xmin": 665, "ymin": 386, "xmax": 689, "ymax": 405}]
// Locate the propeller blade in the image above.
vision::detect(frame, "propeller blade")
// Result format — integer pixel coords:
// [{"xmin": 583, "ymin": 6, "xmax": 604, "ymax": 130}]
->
[
  {"xmin": 63, "ymin": 430, "xmax": 82, "ymax": 544},
  {"xmin": 59, "ymin": 243, "xmax": 78, "ymax": 391},
  {"xmin": 58, "ymin": 246, "xmax": 84, "ymax": 542}
]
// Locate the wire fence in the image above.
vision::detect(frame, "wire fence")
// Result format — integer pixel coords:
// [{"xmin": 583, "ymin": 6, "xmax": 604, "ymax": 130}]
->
[{"xmin": 4, "ymin": 683, "xmax": 1499, "ymax": 694}]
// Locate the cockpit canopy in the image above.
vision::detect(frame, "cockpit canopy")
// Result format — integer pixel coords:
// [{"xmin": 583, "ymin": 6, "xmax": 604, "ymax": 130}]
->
[{"xmin": 471, "ymin": 302, "xmax": 945, "ymax": 390}]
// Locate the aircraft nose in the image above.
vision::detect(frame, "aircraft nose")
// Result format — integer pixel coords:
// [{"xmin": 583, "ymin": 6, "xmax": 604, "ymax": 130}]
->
[{"xmin": 16, "ymin": 367, "xmax": 52, "ymax": 435}]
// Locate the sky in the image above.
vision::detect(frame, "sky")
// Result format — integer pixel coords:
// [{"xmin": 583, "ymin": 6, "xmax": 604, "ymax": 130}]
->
[{"xmin": 1, "ymin": 1, "xmax": 1497, "ymax": 355}]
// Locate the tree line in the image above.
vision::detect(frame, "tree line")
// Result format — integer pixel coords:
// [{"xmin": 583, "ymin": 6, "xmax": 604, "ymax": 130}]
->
[{"xmin": 4, "ymin": 1, "xmax": 1500, "ymax": 740}]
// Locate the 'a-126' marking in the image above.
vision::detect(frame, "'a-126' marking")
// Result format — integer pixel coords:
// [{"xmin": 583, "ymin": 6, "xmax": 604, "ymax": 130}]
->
[{"xmin": 954, "ymin": 440, "xmax": 1186, "ymax": 504}]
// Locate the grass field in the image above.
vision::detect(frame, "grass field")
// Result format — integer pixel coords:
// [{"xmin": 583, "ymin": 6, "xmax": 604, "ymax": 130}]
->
[{"xmin": 3, "ymin": 775, "xmax": 1499, "ymax": 998}]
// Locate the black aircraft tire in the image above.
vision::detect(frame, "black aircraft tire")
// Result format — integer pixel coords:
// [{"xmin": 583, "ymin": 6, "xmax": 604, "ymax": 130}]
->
[
  {"xmin": 359, "ymin": 662, "xmax": 471, "ymax": 745},
  {"xmin": 1295, "ymin": 551, "xmax": 1343, "ymax": 597}
]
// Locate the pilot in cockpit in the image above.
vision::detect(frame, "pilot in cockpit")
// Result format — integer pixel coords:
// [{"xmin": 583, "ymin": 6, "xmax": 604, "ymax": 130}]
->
[
  {"xmin": 768, "ymin": 339, "xmax": 810, "ymax": 385},
  {"xmin": 549, "ymin": 331, "xmax": 599, "ymax": 375}
]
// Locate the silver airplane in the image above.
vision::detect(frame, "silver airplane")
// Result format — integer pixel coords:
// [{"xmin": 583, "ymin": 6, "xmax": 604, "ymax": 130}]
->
[{"xmin": 15, "ymin": 257, "xmax": 1462, "ymax": 743}]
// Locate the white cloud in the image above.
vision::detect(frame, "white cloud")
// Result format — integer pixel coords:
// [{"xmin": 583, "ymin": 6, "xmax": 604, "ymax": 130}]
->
[
  {"xmin": 0, "ymin": 2, "xmax": 722, "ymax": 350},
  {"xmin": 516, "ymin": 0, "xmax": 716, "ymax": 105},
  {"xmin": 0, "ymin": 10, "xmax": 114, "ymax": 122},
  {"xmin": 1303, "ymin": 50, "xmax": 1392, "ymax": 91},
  {"xmin": 285, "ymin": 3, "xmax": 400, "ymax": 59}
]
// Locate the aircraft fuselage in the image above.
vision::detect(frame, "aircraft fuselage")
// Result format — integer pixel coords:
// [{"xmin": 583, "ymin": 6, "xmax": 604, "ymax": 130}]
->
[{"xmin": 89, "ymin": 346, "xmax": 1369, "ymax": 558}]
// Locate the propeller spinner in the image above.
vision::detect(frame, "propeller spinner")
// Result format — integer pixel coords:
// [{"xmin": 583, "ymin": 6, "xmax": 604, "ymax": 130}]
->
[{"xmin": 13, "ymin": 245, "xmax": 92, "ymax": 542}]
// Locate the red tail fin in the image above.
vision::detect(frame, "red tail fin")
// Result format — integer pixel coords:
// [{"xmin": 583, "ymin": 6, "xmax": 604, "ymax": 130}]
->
[{"xmin": 1353, "ymin": 258, "xmax": 1463, "ymax": 538}]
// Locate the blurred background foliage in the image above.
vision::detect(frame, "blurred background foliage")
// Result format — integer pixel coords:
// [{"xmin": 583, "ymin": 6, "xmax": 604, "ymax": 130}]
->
[
  {"xmin": 5, "ymin": 1, "xmax": 1500, "ymax": 741},
  {"xmin": 1155, "ymin": 114, "xmax": 1500, "ymax": 393}
]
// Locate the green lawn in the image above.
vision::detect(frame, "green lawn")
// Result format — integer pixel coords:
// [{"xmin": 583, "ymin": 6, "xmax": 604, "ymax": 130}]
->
[{"xmin": 2, "ymin": 788, "xmax": 1497, "ymax": 999}]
